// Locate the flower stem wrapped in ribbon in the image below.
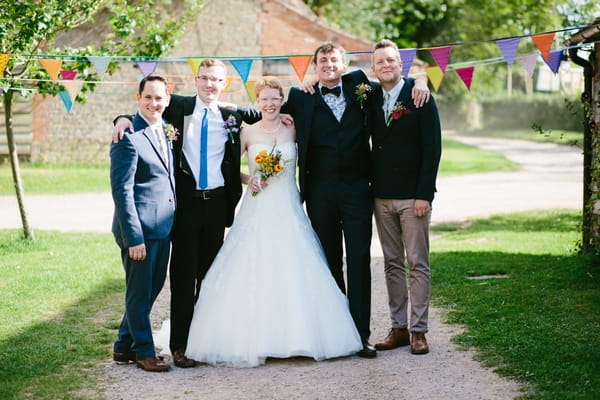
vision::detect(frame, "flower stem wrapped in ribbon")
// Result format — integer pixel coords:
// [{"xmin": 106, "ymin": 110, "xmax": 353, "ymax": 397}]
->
[
  {"xmin": 164, "ymin": 124, "xmax": 179, "ymax": 148},
  {"xmin": 354, "ymin": 82, "xmax": 372, "ymax": 109},
  {"xmin": 251, "ymin": 143, "xmax": 285, "ymax": 196}
]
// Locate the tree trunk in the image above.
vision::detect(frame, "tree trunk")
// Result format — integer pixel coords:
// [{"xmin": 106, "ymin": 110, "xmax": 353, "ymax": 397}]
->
[{"xmin": 3, "ymin": 91, "xmax": 35, "ymax": 241}]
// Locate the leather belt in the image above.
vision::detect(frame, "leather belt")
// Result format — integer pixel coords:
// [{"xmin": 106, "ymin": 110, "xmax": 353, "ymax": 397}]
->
[{"xmin": 192, "ymin": 186, "xmax": 225, "ymax": 200}]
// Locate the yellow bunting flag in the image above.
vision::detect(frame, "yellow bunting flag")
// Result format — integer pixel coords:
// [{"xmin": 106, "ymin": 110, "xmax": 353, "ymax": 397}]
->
[
  {"xmin": 288, "ymin": 56, "xmax": 313, "ymax": 83},
  {"xmin": 0, "ymin": 54, "xmax": 12, "ymax": 76},
  {"xmin": 222, "ymin": 76, "xmax": 233, "ymax": 93},
  {"xmin": 244, "ymin": 80, "xmax": 256, "ymax": 103},
  {"xmin": 425, "ymin": 66, "xmax": 444, "ymax": 91},
  {"xmin": 531, "ymin": 32, "xmax": 555, "ymax": 61},
  {"xmin": 39, "ymin": 59, "xmax": 62, "ymax": 81},
  {"xmin": 187, "ymin": 58, "xmax": 205, "ymax": 76}
]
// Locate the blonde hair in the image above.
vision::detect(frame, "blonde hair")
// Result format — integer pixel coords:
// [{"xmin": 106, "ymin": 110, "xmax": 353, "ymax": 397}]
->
[{"xmin": 254, "ymin": 76, "xmax": 284, "ymax": 99}]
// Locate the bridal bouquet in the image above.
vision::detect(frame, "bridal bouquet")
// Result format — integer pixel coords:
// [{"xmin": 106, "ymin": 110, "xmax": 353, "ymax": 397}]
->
[{"xmin": 252, "ymin": 145, "xmax": 285, "ymax": 196}]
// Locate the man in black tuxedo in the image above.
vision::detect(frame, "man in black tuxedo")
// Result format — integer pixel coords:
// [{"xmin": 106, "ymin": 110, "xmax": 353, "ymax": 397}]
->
[
  {"xmin": 113, "ymin": 59, "xmax": 245, "ymax": 367},
  {"xmin": 369, "ymin": 40, "xmax": 441, "ymax": 355}
]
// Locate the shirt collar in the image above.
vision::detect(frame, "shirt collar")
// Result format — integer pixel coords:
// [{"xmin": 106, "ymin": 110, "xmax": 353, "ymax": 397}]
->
[{"xmin": 382, "ymin": 78, "xmax": 405, "ymax": 101}]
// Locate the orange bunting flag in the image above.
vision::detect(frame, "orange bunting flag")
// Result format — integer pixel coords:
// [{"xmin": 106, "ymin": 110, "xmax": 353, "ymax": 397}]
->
[
  {"xmin": 425, "ymin": 66, "xmax": 444, "ymax": 91},
  {"xmin": 531, "ymin": 32, "xmax": 555, "ymax": 61},
  {"xmin": 0, "ymin": 54, "xmax": 12, "ymax": 76},
  {"xmin": 187, "ymin": 58, "xmax": 205, "ymax": 76},
  {"xmin": 40, "ymin": 59, "xmax": 62, "ymax": 81},
  {"xmin": 288, "ymin": 56, "xmax": 313, "ymax": 82},
  {"xmin": 455, "ymin": 66, "xmax": 475, "ymax": 91},
  {"xmin": 245, "ymin": 80, "xmax": 257, "ymax": 103}
]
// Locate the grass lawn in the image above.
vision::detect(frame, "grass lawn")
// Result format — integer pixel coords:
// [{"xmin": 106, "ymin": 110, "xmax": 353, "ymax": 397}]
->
[
  {"xmin": 0, "ymin": 136, "xmax": 517, "ymax": 195},
  {"xmin": 1, "ymin": 210, "xmax": 598, "ymax": 399},
  {"xmin": 461, "ymin": 128, "xmax": 583, "ymax": 147},
  {"xmin": 431, "ymin": 209, "xmax": 600, "ymax": 399}
]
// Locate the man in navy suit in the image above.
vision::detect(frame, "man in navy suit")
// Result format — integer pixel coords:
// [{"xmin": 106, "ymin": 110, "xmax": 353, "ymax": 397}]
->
[
  {"xmin": 110, "ymin": 74, "xmax": 176, "ymax": 372},
  {"xmin": 369, "ymin": 40, "xmax": 441, "ymax": 355},
  {"xmin": 113, "ymin": 59, "xmax": 245, "ymax": 368}
]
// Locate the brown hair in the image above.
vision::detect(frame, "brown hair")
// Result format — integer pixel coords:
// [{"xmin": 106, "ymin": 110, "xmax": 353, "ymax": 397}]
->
[
  {"xmin": 312, "ymin": 41, "xmax": 346, "ymax": 64},
  {"xmin": 138, "ymin": 73, "xmax": 169, "ymax": 95},
  {"xmin": 255, "ymin": 76, "xmax": 284, "ymax": 99}
]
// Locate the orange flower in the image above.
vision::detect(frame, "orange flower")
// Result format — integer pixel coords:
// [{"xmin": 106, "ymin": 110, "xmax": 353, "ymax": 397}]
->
[{"xmin": 273, "ymin": 164, "xmax": 282, "ymax": 173}]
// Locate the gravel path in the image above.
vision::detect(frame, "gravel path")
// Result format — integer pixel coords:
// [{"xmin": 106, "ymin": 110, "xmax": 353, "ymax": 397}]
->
[{"xmin": 0, "ymin": 136, "xmax": 582, "ymax": 399}]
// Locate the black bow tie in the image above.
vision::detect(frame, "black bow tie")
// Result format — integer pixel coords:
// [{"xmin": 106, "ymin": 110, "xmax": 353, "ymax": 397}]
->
[{"xmin": 321, "ymin": 86, "xmax": 341, "ymax": 97}]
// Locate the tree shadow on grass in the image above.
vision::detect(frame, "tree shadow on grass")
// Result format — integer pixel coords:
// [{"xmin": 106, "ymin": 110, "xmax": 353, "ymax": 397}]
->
[{"xmin": 0, "ymin": 278, "xmax": 123, "ymax": 400}]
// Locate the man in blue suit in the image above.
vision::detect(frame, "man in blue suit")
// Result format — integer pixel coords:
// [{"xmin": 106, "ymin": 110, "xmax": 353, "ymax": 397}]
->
[{"xmin": 110, "ymin": 74, "xmax": 176, "ymax": 372}]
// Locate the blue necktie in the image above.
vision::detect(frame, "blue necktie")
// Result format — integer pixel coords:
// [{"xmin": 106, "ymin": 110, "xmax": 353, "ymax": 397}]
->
[{"xmin": 199, "ymin": 108, "xmax": 208, "ymax": 189}]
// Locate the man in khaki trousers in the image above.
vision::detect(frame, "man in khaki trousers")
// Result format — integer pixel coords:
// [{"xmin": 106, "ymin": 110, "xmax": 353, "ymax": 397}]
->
[{"xmin": 368, "ymin": 40, "xmax": 442, "ymax": 354}]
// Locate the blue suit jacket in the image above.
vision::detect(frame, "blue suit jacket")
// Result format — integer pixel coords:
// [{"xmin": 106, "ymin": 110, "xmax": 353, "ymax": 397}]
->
[{"xmin": 110, "ymin": 113, "xmax": 176, "ymax": 248}]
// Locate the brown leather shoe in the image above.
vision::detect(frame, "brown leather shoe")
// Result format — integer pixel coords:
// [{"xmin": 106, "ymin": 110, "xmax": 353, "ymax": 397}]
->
[
  {"xmin": 410, "ymin": 332, "xmax": 429, "ymax": 354},
  {"xmin": 375, "ymin": 328, "xmax": 410, "ymax": 350},
  {"xmin": 136, "ymin": 356, "xmax": 170, "ymax": 372},
  {"xmin": 113, "ymin": 351, "xmax": 136, "ymax": 363},
  {"xmin": 173, "ymin": 348, "xmax": 196, "ymax": 368}
]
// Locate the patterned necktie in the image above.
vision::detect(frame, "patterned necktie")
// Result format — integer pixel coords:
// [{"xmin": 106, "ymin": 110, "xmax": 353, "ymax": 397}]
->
[
  {"xmin": 383, "ymin": 92, "xmax": 392, "ymax": 121},
  {"xmin": 199, "ymin": 108, "xmax": 209, "ymax": 189},
  {"xmin": 153, "ymin": 127, "xmax": 168, "ymax": 164}
]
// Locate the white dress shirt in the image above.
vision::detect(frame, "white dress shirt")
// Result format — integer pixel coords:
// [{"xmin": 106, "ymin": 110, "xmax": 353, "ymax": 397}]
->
[
  {"xmin": 382, "ymin": 78, "xmax": 405, "ymax": 119},
  {"xmin": 182, "ymin": 96, "xmax": 228, "ymax": 190}
]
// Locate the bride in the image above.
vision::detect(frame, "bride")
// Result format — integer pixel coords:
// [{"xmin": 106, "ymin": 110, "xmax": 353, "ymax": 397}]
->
[{"xmin": 183, "ymin": 77, "xmax": 362, "ymax": 367}]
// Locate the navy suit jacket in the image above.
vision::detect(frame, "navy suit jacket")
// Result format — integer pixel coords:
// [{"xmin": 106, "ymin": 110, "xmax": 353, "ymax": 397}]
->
[
  {"xmin": 368, "ymin": 79, "xmax": 442, "ymax": 202},
  {"xmin": 110, "ymin": 113, "xmax": 176, "ymax": 248}
]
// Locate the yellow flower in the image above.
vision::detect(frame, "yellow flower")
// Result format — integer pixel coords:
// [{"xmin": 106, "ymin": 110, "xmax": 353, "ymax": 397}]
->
[{"xmin": 273, "ymin": 163, "xmax": 282, "ymax": 173}]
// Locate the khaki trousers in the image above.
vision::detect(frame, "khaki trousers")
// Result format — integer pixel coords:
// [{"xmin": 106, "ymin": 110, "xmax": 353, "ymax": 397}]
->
[{"xmin": 374, "ymin": 198, "xmax": 431, "ymax": 333}]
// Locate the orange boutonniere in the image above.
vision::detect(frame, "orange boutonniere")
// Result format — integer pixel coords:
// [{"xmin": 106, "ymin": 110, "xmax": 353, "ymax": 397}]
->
[{"xmin": 386, "ymin": 102, "xmax": 412, "ymax": 126}]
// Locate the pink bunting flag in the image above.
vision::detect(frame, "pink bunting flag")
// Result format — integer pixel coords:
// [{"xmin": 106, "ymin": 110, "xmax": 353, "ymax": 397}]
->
[
  {"xmin": 496, "ymin": 37, "xmax": 520, "ymax": 67},
  {"xmin": 455, "ymin": 66, "xmax": 475, "ymax": 90},
  {"xmin": 516, "ymin": 53, "xmax": 538, "ymax": 78},
  {"xmin": 230, "ymin": 59, "xmax": 253, "ymax": 83},
  {"xmin": 544, "ymin": 50, "xmax": 563, "ymax": 74},
  {"xmin": 59, "ymin": 70, "xmax": 77, "ymax": 80},
  {"xmin": 428, "ymin": 46, "xmax": 451, "ymax": 73},
  {"xmin": 136, "ymin": 61, "xmax": 158, "ymax": 77},
  {"xmin": 398, "ymin": 48, "xmax": 417, "ymax": 77}
]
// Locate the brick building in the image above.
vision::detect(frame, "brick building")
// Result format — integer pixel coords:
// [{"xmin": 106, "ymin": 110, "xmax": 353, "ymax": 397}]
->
[{"xmin": 2, "ymin": 0, "xmax": 382, "ymax": 163}]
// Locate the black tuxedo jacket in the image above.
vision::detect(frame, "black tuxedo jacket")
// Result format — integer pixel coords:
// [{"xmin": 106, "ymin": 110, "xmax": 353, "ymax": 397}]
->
[
  {"xmin": 283, "ymin": 70, "xmax": 372, "ymax": 197},
  {"xmin": 368, "ymin": 79, "xmax": 442, "ymax": 202},
  {"xmin": 163, "ymin": 94, "xmax": 243, "ymax": 227}
]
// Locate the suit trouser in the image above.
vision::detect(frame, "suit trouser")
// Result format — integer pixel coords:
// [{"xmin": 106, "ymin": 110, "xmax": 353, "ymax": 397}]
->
[
  {"xmin": 305, "ymin": 178, "xmax": 373, "ymax": 339},
  {"xmin": 169, "ymin": 193, "xmax": 227, "ymax": 353},
  {"xmin": 374, "ymin": 198, "xmax": 431, "ymax": 333},
  {"xmin": 114, "ymin": 238, "xmax": 170, "ymax": 360}
]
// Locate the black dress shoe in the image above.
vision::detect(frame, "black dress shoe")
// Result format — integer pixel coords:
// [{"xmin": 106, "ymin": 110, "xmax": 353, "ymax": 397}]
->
[
  {"xmin": 357, "ymin": 340, "xmax": 377, "ymax": 358},
  {"xmin": 113, "ymin": 351, "xmax": 136, "ymax": 363}
]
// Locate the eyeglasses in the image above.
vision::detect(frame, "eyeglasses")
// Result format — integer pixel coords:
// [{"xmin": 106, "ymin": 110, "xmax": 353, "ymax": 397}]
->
[{"xmin": 196, "ymin": 75, "xmax": 225, "ymax": 83}]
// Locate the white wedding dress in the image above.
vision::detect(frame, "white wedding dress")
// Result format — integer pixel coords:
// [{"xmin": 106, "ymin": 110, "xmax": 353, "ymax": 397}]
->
[{"xmin": 184, "ymin": 142, "xmax": 362, "ymax": 367}]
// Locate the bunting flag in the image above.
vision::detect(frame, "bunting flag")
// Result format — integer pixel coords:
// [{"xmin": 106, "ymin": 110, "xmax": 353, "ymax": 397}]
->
[
  {"xmin": 531, "ymin": 32, "xmax": 555, "ymax": 61},
  {"xmin": 58, "ymin": 91, "xmax": 73, "ymax": 112},
  {"xmin": 167, "ymin": 80, "xmax": 176, "ymax": 94},
  {"xmin": 544, "ymin": 49, "xmax": 563, "ymax": 74},
  {"xmin": 59, "ymin": 69, "xmax": 77, "ymax": 80},
  {"xmin": 187, "ymin": 57, "xmax": 204, "ymax": 76},
  {"xmin": 428, "ymin": 46, "xmax": 451, "ymax": 73},
  {"xmin": 223, "ymin": 76, "xmax": 233, "ymax": 92},
  {"xmin": 230, "ymin": 59, "xmax": 253, "ymax": 83},
  {"xmin": 62, "ymin": 80, "xmax": 84, "ymax": 102},
  {"xmin": 425, "ymin": 66, "xmax": 444, "ymax": 91},
  {"xmin": 0, "ymin": 54, "xmax": 12, "ymax": 76},
  {"xmin": 244, "ymin": 80, "xmax": 257, "ymax": 103},
  {"xmin": 398, "ymin": 48, "xmax": 417, "ymax": 77},
  {"xmin": 496, "ymin": 37, "xmax": 520, "ymax": 67},
  {"xmin": 136, "ymin": 61, "xmax": 158, "ymax": 77},
  {"xmin": 455, "ymin": 66, "xmax": 475, "ymax": 90},
  {"xmin": 288, "ymin": 55, "xmax": 313, "ymax": 82},
  {"xmin": 87, "ymin": 56, "xmax": 110, "ymax": 77},
  {"xmin": 516, "ymin": 53, "xmax": 538, "ymax": 78},
  {"xmin": 40, "ymin": 59, "xmax": 62, "ymax": 81}
]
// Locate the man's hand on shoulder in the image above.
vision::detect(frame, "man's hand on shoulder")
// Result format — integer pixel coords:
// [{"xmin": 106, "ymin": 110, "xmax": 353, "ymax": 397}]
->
[
  {"xmin": 113, "ymin": 117, "xmax": 134, "ymax": 143},
  {"xmin": 411, "ymin": 78, "xmax": 430, "ymax": 108}
]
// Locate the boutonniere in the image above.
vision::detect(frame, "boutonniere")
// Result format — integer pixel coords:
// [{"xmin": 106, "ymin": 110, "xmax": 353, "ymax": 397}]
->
[
  {"xmin": 387, "ymin": 102, "xmax": 412, "ymax": 125},
  {"xmin": 354, "ymin": 83, "xmax": 372, "ymax": 109},
  {"xmin": 223, "ymin": 115, "xmax": 239, "ymax": 144},
  {"xmin": 164, "ymin": 124, "xmax": 179, "ymax": 148}
]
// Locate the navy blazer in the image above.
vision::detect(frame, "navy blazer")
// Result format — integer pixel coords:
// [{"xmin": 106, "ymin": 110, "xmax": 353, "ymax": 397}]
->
[
  {"xmin": 110, "ymin": 118, "xmax": 176, "ymax": 248},
  {"xmin": 369, "ymin": 79, "xmax": 442, "ymax": 202}
]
